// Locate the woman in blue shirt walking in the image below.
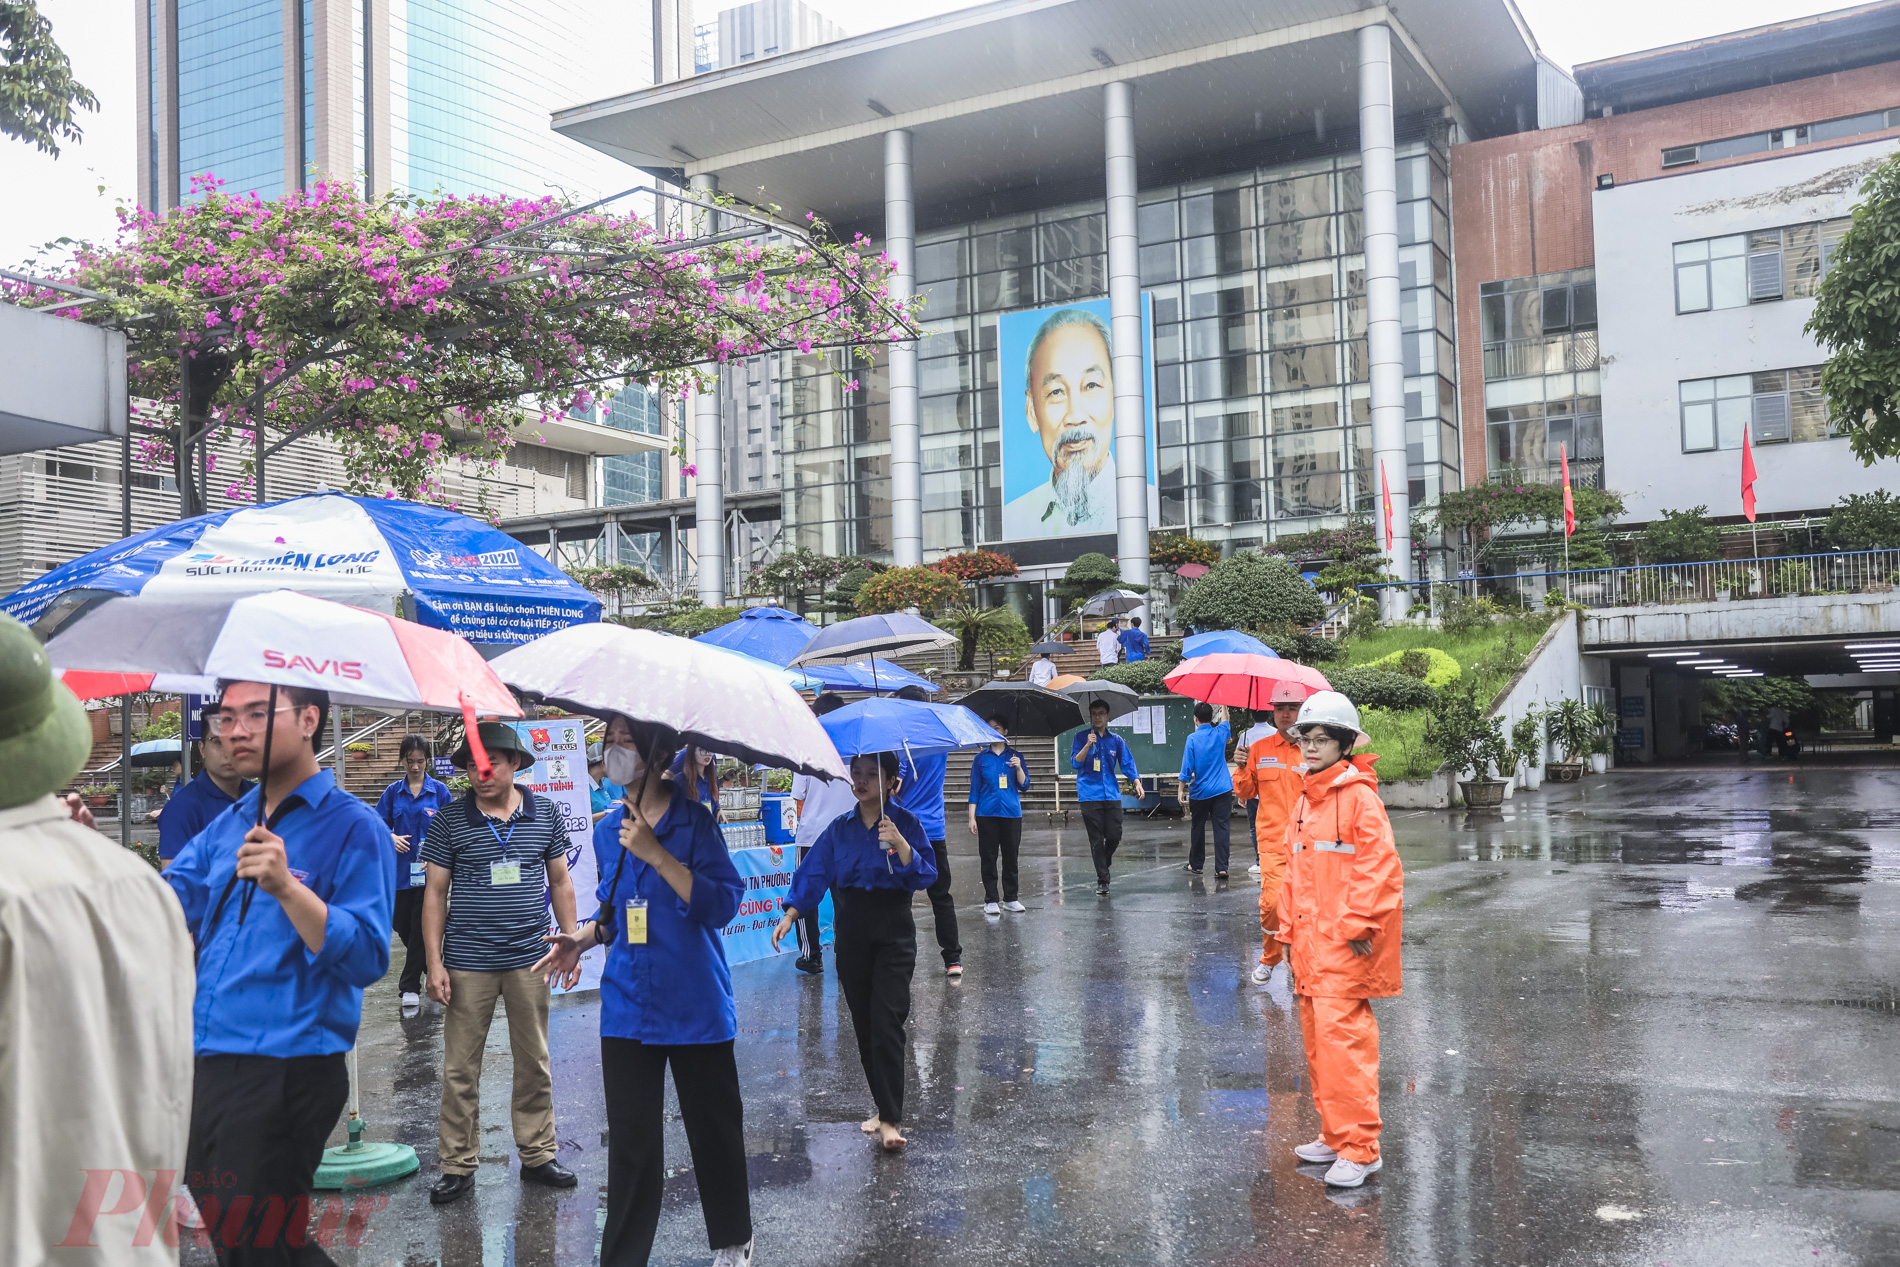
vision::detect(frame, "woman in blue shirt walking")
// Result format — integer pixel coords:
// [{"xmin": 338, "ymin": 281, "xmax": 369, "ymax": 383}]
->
[
  {"xmin": 375, "ymin": 734, "xmax": 453, "ymax": 1009},
  {"xmin": 534, "ymin": 718, "xmax": 754, "ymax": 1267},
  {"xmin": 772, "ymin": 751, "xmax": 937, "ymax": 1151}
]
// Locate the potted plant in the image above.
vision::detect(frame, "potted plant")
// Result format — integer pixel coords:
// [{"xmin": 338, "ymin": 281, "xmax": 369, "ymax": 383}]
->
[
  {"xmin": 1585, "ymin": 701, "xmax": 1617, "ymax": 773},
  {"xmin": 79, "ymin": 783, "xmax": 114, "ymax": 809},
  {"xmin": 345, "ymin": 741, "xmax": 373, "ymax": 762},
  {"xmin": 1430, "ymin": 685, "xmax": 1509, "ymax": 810},
  {"xmin": 1589, "ymin": 731, "xmax": 1613, "ymax": 774},
  {"xmin": 1512, "ymin": 707, "xmax": 1545, "ymax": 790},
  {"xmin": 1547, "ymin": 698, "xmax": 1591, "ymax": 782}
]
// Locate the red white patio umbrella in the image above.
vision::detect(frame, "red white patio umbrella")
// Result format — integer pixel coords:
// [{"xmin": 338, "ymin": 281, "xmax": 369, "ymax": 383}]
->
[{"xmin": 1163, "ymin": 653, "xmax": 1332, "ymax": 710}]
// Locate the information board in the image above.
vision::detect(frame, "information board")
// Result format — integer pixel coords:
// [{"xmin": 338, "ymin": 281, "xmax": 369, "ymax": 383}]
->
[{"xmin": 1056, "ymin": 695, "xmax": 1197, "ymax": 804}]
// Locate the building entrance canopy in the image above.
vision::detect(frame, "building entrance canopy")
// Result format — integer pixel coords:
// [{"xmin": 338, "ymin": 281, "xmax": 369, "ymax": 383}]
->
[{"xmin": 553, "ymin": 0, "xmax": 1538, "ymax": 230}]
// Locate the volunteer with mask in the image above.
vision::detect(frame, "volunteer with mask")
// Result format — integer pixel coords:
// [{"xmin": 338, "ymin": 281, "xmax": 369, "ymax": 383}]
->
[
  {"xmin": 535, "ymin": 716, "xmax": 753, "ymax": 1267},
  {"xmin": 1276, "ymin": 690, "xmax": 1402, "ymax": 1189},
  {"xmin": 1232, "ymin": 682, "xmax": 1307, "ymax": 985}
]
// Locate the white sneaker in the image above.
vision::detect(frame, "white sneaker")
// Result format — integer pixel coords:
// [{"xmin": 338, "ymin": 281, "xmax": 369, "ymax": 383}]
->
[
  {"xmin": 1251, "ymin": 963, "xmax": 1273, "ymax": 985},
  {"xmin": 1323, "ymin": 1156, "xmax": 1381, "ymax": 1187},
  {"xmin": 712, "ymin": 1239, "xmax": 754, "ymax": 1267},
  {"xmin": 177, "ymin": 1188, "xmax": 205, "ymax": 1230},
  {"xmin": 1294, "ymin": 1139, "xmax": 1338, "ymax": 1164},
  {"xmin": 401, "ymin": 991, "xmax": 420, "ymax": 1009},
  {"xmin": 1248, "ymin": 862, "xmax": 1262, "ymax": 874},
  {"xmin": 984, "ymin": 902, "xmax": 1001, "ymax": 916},
  {"xmin": 1002, "ymin": 900, "xmax": 1026, "ymax": 913}
]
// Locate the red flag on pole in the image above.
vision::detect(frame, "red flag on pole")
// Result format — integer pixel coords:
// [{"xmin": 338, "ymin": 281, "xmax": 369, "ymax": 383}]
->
[
  {"xmin": 1380, "ymin": 461, "xmax": 1394, "ymax": 551},
  {"xmin": 1741, "ymin": 425, "xmax": 1758, "ymax": 523},
  {"xmin": 1560, "ymin": 443, "xmax": 1576, "ymax": 537}
]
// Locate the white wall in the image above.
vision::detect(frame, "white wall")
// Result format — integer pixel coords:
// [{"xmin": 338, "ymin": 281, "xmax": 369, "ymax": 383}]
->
[
  {"xmin": 1487, "ymin": 612, "xmax": 1584, "ymax": 769},
  {"xmin": 1594, "ymin": 136, "xmax": 1900, "ymax": 524}
]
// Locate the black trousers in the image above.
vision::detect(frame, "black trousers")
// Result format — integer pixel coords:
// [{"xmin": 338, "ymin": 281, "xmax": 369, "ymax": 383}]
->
[
  {"xmin": 976, "ymin": 816, "xmax": 1023, "ymax": 903},
  {"xmin": 833, "ymin": 887, "xmax": 916, "ymax": 1124},
  {"xmin": 1189, "ymin": 791, "xmax": 1234, "ymax": 874},
  {"xmin": 1080, "ymin": 801, "xmax": 1124, "ymax": 886},
  {"xmin": 921, "ymin": 838, "xmax": 962, "ymax": 966},
  {"xmin": 392, "ymin": 887, "xmax": 425, "ymax": 994},
  {"xmin": 186, "ymin": 1052, "xmax": 349, "ymax": 1266},
  {"xmin": 792, "ymin": 846, "xmax": 824, "ymax": 961},
  {"xmin": 599, "ymin": 1038, "xmax": 752, "ymax": 1266}
]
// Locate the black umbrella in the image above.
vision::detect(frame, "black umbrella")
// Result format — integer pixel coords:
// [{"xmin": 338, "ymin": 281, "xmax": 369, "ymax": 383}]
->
[
  {"xmin": 1054, "ymin": 678, "xmax": 1142, "ymax": 722},
  {"xmin": 1029, "ymin": 640, "xmax": 1068, "ymax": 656},
  {"xmin": 956, "ymin": 682, "xmax": 1085, "ymax": 738},
  {"xmin": 1080, "ymin": 588, "xmax": 1145, "ymax": 617}
]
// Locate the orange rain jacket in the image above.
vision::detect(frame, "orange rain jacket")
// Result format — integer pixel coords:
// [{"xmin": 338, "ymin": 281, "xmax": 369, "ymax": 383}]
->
[
  {"xmin": 1275, "ymin": 754, "xmax": 1403, "ymax": 999},
  {"xmin": 1232, "ymin": 729, "xmax": 1304, "ymax": 938}
]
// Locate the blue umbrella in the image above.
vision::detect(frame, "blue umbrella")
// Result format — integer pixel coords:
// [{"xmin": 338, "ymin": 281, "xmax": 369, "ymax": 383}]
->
[
  {"xmin": 790, "ymin": 612, "xmax": 955, "ymax": 665},
  {"xmin": 129, "ymin": 737, "xmax": 183, "ymax": 767},
  {"xmin": 2, "ymin": 491, "xmax": 599, "ymax": 645},
  {"xmin": 804, "ymin": 660, "xmax": 940, "ymax": 694},
  {"xmin": 820, "ymin": 697, "xmax": 995, "ymax": 759},
  {"xmin": 1183, "ymin": 630, "xmax": 1280, "ymax": 659},
  {"xmin": 693, "ymin": 606, "xmax": 818, "ymax": 666}
]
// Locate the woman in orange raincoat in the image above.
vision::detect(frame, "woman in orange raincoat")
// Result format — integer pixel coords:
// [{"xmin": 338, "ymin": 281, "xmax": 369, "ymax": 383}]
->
[{"xmin": 1275, "ymin": 689, "xmax": 1402, "ymax": 1188}]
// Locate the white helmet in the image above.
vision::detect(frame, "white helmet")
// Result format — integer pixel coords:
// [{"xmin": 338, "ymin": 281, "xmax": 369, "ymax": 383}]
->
[
  {"xmin": 1292, "ymin": 690, "xmax": 1369, "ymax": 748},
  {"xmin": 1269, "ymin": 680, "xmax": 1309, "ymax": 706}
]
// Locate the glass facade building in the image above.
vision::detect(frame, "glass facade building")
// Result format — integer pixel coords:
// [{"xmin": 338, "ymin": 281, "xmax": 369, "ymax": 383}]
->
[
  {"xmin": 778, "ymin": 137, "xmax": 1459, "ymax": 562},
  {"xmin": 176, "ymin": 0, "xmax": 286, "ymax": 198}
]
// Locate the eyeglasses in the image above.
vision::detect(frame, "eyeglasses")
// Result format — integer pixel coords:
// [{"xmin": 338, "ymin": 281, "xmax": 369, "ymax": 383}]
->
[{"xmin": 206, "ymin": 703, "xmax": 301, "ymax": 736}]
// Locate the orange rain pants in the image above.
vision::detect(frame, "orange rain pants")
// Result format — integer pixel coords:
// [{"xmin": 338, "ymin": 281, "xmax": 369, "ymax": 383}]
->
[
  {"xmin": 1298, "ymin": 994, "xmax": 1382, "ymax": 1163},
  {"xmin": 1233, "ymin": 730, "xmax": 1302, "ymax": 967}
]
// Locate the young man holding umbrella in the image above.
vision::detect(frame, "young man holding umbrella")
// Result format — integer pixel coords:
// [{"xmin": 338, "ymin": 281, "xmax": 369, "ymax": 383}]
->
[
  {"xmin": 165, "ymin": 680, "xmax": 394, "ymax": 1262},
  {"xmin": 1072, "ymin": 699, "xmax": 1140, "ymax": 896},
  {"xmin": 156, "ymin": 704, "xmax": 252, "ymax": 865}
]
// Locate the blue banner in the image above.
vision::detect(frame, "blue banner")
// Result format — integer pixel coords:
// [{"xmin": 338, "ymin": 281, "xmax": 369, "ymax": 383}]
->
[{"xmin": 723, "ymin": 845, "xmax": 833, "ymax": 965}]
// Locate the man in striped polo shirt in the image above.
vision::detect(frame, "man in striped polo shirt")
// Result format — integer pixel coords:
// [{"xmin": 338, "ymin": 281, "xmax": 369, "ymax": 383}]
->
[{"xmin": 421, "ymin": 723, "xmax": 581, "ymax": 1204}]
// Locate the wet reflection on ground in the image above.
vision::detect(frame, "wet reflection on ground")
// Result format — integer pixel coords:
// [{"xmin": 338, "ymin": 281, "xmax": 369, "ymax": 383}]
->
[{"xmin": 187, "ymin": 768, "xmax": 1900, "ymax": 1265}]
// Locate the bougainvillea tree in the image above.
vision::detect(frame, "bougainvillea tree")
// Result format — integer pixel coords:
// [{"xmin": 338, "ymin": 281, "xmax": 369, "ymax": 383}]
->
[
  {"xmin": 930, "ymin": 550, "xmax": 1018, "ymax": 584},
  {"xmin": 3, "ymin": 176, "xmax": 916, "ymax": 510}
]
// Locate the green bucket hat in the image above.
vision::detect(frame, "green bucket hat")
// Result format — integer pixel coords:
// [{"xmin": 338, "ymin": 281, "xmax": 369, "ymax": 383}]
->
[
  {"xmin": 0, "ymin": 613, "xmax": 94, "ymax": 810},
  {"xmin": 451, "ymin": 721, "xmax": 534, "ymax": 772}
]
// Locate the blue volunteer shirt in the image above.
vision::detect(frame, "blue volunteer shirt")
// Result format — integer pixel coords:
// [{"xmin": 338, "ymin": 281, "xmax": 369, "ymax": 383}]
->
[
  {"xmin": 787, "ymin": 802, "xmax": 937, "ymax": 914},
  {"xmin": 1071, "ymin": 728, "xmax": 1140, "ymax": 801},
  {"xmin": 1119, "ymin": 627, "xmax": 1151, "ymax": 661},
  {"xmin": 667, "ymin": 753, "xmax": 719, "ymax": 814},
  {"xmin": 967, "ymin": 745, "xmax": 1031, "ymax": 818},
  {"xmin": 376, "ymin": 775, "xmax": 454, "ymax": 891},
  {"xmin": 166, "ymin": 769, "xmax": 393, "ymax": 1057},
  {"xmin": 894, "ymin": 750, "xmax": 948, "ymax": 841},
  {"xmin": 1179, "ymin": 719, "xmax": 1235, "ymax": 798},
  {"xmin": 592, "ymin": 785, "xmax": 745, "ymax": 1045},
  {"xmin": 157, "ymin": 769, "xmax": 252, "ymax": 862}
]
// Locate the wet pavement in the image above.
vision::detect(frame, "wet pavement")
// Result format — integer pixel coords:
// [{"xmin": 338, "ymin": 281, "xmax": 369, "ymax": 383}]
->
[{"xmin": 192, "ymin": 768, "xmax": 1900, "ymax": 1265}]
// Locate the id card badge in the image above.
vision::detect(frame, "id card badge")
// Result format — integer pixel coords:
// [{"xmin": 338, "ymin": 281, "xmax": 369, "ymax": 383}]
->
[
  {"xmin": 409, "ymin": 860, "xmax": 426, "ymax": 885},
  {"xmin": 998, "ymin": 774, "xmax": 1009, "ymax": 789},
  {"xmin": 489, "ymin": 861, "xmax": 522, "ymax": 886},
  {"xmin": 625, "ymin": 898, "xmax": 648, "ymax": 945},
  {"xmin": 1093, "ymin": 758, "xmax": 1102, "ymax": 772}
]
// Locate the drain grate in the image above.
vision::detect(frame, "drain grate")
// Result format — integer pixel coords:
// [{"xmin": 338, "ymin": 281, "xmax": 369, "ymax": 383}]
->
[{"xmin": 1820, "ymin": 990, "xmax": 1900, "ymax": 1013}]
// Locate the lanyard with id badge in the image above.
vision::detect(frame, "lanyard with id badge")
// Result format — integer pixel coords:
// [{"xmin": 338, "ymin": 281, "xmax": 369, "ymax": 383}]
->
[{"xmin": 487, "ymin": 817, "xmax": 522, "ymax": 887}]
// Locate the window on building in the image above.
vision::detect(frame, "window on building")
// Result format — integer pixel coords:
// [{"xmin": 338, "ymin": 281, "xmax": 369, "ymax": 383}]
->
[
  {"xmin": 1675, "ymin": 217, "xmax": 1852, "ymax": 313},
  {"xmin": 1680, "ymin": 366, "xmax": 1834, "ymax": 453},
  {"xmin": 1660, "ymin": 108, "xmax": 1898, "ymax": 168}
]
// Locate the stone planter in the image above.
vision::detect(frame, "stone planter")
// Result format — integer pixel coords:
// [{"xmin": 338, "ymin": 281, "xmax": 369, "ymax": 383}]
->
[
  {"xmin": 1380, "ymin": 768, "xmax": 1454, "ymax": 809},
  {"xmin": 84, "ymin": 795, "xmax": 110, "ymax": 809},
  {"xmin": 1589, "ymin": 753, "xmax": 1609, "ymax": 774},
  {"xmin": 1547, "ymin": 762, "xmax": 1584, "ymax": 783},
  {"xmin": 1459, "ymin": 778, "xmax": 1507, "ymax": 810},
  {"xmin": 1523, "ymin": 763, "xmax": 1544, "ymax": 790}
]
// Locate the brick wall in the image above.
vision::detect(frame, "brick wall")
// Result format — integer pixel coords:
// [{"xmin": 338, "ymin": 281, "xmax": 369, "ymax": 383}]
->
[{"xmin": 1449, "ymin": 60, "xmax": 1900, "ymax": 487}]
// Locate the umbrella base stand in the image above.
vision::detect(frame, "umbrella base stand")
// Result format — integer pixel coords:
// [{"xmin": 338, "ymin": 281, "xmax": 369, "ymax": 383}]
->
[{"xmin": 312, "ymin": 1118, "xmax": 420, "ymax": 1190}]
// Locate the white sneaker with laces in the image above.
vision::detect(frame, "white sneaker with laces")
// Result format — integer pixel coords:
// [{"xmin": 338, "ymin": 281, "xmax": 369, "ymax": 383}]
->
[
  {"xmin": 1294, "ymin": 1139, "xmax": 1338, "ymax": 1164},
  {"xmin": 401, "ymin": 991, "xmax": 420, "ymax": 1008},
  {"xmin": 1248, "ymin": 862, "xmax": 1262, "ymax": 874},
  {"xmin": 984, "ymin": 902, "xmax": 1001, "ymax": 916},
  {"xmin": 1251, "ymin": 963, "xmax": 1272, "ymax": 985},
  {"xmin": 712, "ymin": 1239, "xmax": 754, "ymax": 1266},
  {"xmin": 1002, "ymin": 900, "xmax": 1026, "ymax": 913},
  {"xmin": 1323, "ymin": 1156, "xmax": 1381, "ymax": 1188}
]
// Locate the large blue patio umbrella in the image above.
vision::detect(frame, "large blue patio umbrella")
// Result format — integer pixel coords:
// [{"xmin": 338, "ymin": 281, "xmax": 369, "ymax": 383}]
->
[
  {"xmin": 1182, "ymin": 630, "xmax": 1280, "ymax": 659},
  {"xmin": 804, "ymin": 660, "xmax": 940, "ymax": 694},
  {"xmin": 693, "ymin": 606, "xmax": 818, "ymax": 666},
  {"xmin": 2, "ymin": 491, "xmax": 599, "ymax": 645}
]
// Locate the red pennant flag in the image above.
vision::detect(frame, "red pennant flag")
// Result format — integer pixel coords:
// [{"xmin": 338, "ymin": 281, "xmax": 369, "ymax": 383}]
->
[
  {"xmin": 1560, "ymin": 443, "xmax": 1576, "ymax": 538},
  {"xmin": 1380, "ymin": 462, "xmax": 1394, "ymax": 552},
  {"xmin": 1741, "ymin": 425, "xmax": 1758, "ymax": 523}
]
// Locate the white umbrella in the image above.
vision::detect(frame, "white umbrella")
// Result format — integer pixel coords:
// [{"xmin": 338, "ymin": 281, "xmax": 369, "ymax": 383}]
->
[
  {"xmin": 490, "ymin": 623, "xmax": 847, "ymax": 780},
  {"xmin": 1080, "ymin": 589, "xmax": 1146, "ymax": 617}
]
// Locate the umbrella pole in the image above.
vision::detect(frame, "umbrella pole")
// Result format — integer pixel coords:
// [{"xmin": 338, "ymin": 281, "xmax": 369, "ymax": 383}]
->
[{"xmin": 241, "ymin": 684, "xmax": 279, "ymax": 925}]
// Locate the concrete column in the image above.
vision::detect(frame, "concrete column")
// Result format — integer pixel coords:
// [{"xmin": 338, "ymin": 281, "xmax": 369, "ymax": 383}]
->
[
  {"xmin": 884, "ymin": 129, "xmax": 922, "ymax": 567},
  {"xmin": 1104, "ymin": 81, "xmax": 1149, "ymax": 587},
  {"xmin": 1359, "ymin": 24, "xmax": 1411, "ymax": 614},
  {"xmin": 691, "ymin": 172, "xmax": 726, "ymax": 605}
]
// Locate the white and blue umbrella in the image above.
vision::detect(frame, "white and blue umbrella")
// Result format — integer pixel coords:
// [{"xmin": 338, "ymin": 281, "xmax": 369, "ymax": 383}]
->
[
  {"xmin": 3, "ymin": 491, "xmax": 599, "ymax": 645},
  {"xmin": 790, "ymin": 612, "xmax": 954, "ymax": 666}
]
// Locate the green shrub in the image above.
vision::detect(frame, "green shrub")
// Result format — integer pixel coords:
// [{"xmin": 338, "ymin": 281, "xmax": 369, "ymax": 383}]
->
[
  {"xmin": 1360, "ymin": 707, "xmax": 1441, "ymax": 780},
  {"xmin": 1441, "ymin": 595, "xmax": 1499, "ymax": 636},
  {"xmin": 1174, "ymin": 552, "xmax": 1325, "ymax": 631},
  {"xmin": 1823, "ymin": 490, "xmax": 1900, "ymax": 550},
  {"xmin": 1366, "ymin": 646, "xmax": 1460, "ymax": 688},
  {"xmin": 135, "ymin": 711, "xmax": 181, "ymax": 742},
  {"xmin": 1327, "ymin": 667, "xmax": 1437, "ymax": 712},
  {"xmin": 1255, "ymin": 631, "xmax": 1345, "ymax": 663},
  {"xmin": 1640, "ymin": 506, "xmax": 1722, "ymax": 564},
  {"xmin": 1089, "ymin": 661, "xmax": 1172, "ymax": 696}
]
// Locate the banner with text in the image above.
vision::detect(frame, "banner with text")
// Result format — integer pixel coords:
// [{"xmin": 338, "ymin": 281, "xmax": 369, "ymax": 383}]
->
[{"xmin": 508, "ymin": 718, "xmax": 602, "ymax": 994}]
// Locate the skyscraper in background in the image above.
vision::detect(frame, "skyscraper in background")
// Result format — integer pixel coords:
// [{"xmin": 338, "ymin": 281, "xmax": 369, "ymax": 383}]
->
[{"xmin": 136, "ymin": 0, "xmax": 695, "ymax": 208}]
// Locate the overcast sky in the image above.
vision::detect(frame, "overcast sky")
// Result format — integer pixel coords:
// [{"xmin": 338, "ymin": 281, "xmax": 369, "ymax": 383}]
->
[{"xmin": 0, "ymin": 0, "xmax": 1850, "ymax": 267}]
